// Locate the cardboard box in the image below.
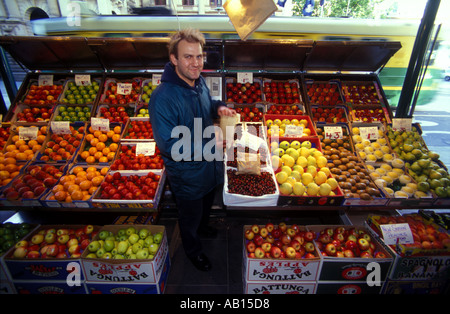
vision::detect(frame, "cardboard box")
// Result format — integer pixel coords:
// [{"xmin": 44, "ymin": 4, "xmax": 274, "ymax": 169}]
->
[
  {"xmin": 308, "ymin": 225, "xmax": 393, "ymax": 282},
  {"xmin": 3, "ymin": 224, "xmax": 100, "ymax": 281},
  {"xmin": 13, "ymin": 280, "xmax": 88, "ymax": 294},
  {"xmin": 242, "ymin": 225, "xmax": 321, "ymax": 282},
  {"xmin": 316, "ymin": 281, "xmax": 384, "ymax": 294},
  {"xmin": 244, "ymin": 280, "xmax": 317, "ymax": 294},
  {"xmin": 381, "ymin": 278, "xmax": 449, "ymax": 294},
  {"xmin": 81, "ymin": 225, "xmax": 169, "ymax": 284},
  {"xmin": 85, "ymin": 253, "xmax": 170, "ymax": 294}
]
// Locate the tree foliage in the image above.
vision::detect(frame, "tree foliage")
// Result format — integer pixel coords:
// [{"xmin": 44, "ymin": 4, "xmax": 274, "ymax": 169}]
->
[{"xmin": 292, "ymin": 0, "xmax": 392, "ymax": 18}]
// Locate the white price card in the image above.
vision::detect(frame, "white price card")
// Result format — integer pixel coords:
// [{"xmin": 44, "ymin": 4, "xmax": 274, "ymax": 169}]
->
[
  {"xmin": 51, "ymin": 121, "xmax": 71, "ymax": 134},
  {"xmin": 38, "ymin": 75, "xmax": 54, "ymax": 86},
  {"xmin": 237, "ymin": 72, "xmax": 253, "ymax": 84},
  {"xmin": 136, "ymin": 142, "xmax": 156, "ymax": 156},
  {"xmin": 117, "ymin": 83, "xmax": 132, "ymax": 95},
  {"xmin": 152, "ymin": 74, "xmax": 162, "ymax": 86},
  {"xmin": 19, "ymin": 126, "xmax": 39, "ymax": 141},
  {"xmin": 75, "ymin": 75, "xmax": 91, "ymax": 86},
  {"xmin": 380, "ymin": 223, "xmax": 414, "ymax": 245},
  {"xmin": 239, "ymin": 132, "xmax": 264, "ymax": 151},
  {"xmin": 324, "ymin": 126, "xmax": 343, "ymax": 139},
  {"xmin": 360, "ymin": 126, "xmax": 378, "ymax": 140},
  {"xmin": 392, "ymin": 118, "xmax": 412, "ymax": 132},
  {"xmin": 284, "ymin": 124, "xmax": 303, "ymax": 137},
  {"xmin": 91, "ymin": 118, "xmax": 110, "ymax": 132}
]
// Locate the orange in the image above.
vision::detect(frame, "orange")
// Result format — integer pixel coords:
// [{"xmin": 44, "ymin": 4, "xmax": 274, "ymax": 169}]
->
[
  {"xmin": 106, "ymin": 130, "xmax": 115, "ymax": 138},
  {"xmin": 109, "ymin": 143, "xmax": 118, "ymax": 152},
  {"xmin": 113, "ymin": 126, "xmax": 121, "ymax": 134},
  {"xmin": 100, "ymin": 167, "xmax": 109, "ymax": 176},
  {"xmin": 74, "ymin": 176, "xmax": 85, "ymax": 185},
  {"xmin": 15, "ymin": 140, "xmax": 26, "ymax": 146},
  {"xmin": 70, "ymin": 190, "xmax": 83, "ymax": 201},
  {"xmin": 37, "ymin": 135, "xmax": 46, "ymax": 144},
  {"xmin": 68, "ymin": 185, "xmax": 81, "ymax": 195},
  {"xmin": 18, "ymin": 144, "xmax": 29, "ymax": 152},
  {"xmin": 86, "ymin": 166, "xmax": 97, "ymax": 173},
  {"xmin": 88, "ymin": 147, "xmax": 97, "ymax": 155},
  {"xmin": 6, "ymin": 145, "xmax": 17, "ymax": 152},
  {"xmin": 76, "ymin": 170, "xmax": 87, "ymax": 178},
  {"xmin": 91, "ymin": 176, "xmax": 103, "ymax": 186},
  {"xmin": 102, "ymin": 147, "xmax": 111, "ymax": 156},
  {"xmin": 4, "ymin": 164, "xmax": 17, "ymax": 173},
  {"xmin": 72, "ymin": 166, "xmax": 84, "ymax": 175},
  {"xmin": 65, "ymin": 194, "xmax": 73, "ymax": 203},
  {"xmin": 107, "ymin": 152, "xmax": 116, "ymax": 161},
  {"xmin": 28, "ymin": 140, "xmax": 38, "ymax": 147},
  {"xmin": 63, "ymin": 180, "xmax": 75, "ymax": 191},
  {"xmin": 32, "ymin": 144, "xmax": 41, "ymax": 152},
  {"xmin": 15, "ymin": 153, "xmax": 27, "ymax": 161},
  {"xmin": 4, "ymin": 157, "xmax": 16, "ymax": 165},
  {"xmin": 79, "ymin": 180, "xmax": 92, "ymax": 191},
  {"xmin": 80, "ymin": 151, "xmax": 90, "ymax": 160},
  {"xmin": 112, "ymin": 134, "xmax": 120, "ymax": 143},
  {"xmin": 93, "ymin": 130, "xmax": 102, "ymax": 138},
  {"xmin": 86, "ymin": 171, "xmax": 97, "ymax": 181},
  {"xmin": 85, "ymin": 134, "xmax": 94, "ymax": 142},
  {"xmin": 98, "ymin": 134, "xmax": 108, "ymax": 143},
  {"xmin": 96, "ymin": 142, "xmax": 106, "ymax": 151},
  {"xmin": 82, "ymin": 194, "xmax": 91, "ymax": 201},
  {"xmin": 86, "ymin": 156, "xmax": 96, "ymax": 164},
  {"xmin": 88, "ymin": 186, "xmax": 98, "ymax": 195},
  {"xmin": 54, "ymin": 190, "xmax": 67, "ymax": 202},
  {"xmin": 99, "ymin": 156, "xmax": 108, "ymax": 163},
  {"xmin": 90, "ymin": 138, "xmax": 99, "ymax": 147},
  {"xmin": 94, "ymin": 151, "xmax": 103, "ymax": 160}
]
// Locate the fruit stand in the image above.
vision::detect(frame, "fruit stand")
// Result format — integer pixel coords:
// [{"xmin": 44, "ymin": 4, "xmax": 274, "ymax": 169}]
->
[{"xmin": 0, "ymin": 36, "xmax": 449, "ymax": 294}]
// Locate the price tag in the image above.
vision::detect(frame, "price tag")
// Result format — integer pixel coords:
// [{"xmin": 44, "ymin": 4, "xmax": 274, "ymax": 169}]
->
[
  {"xmin": 75, "ymin": 74, "xmax": 91, "ymax": 86},
  {"xmin": 237, "ymin": 72, "xmax": 253, "ymax": 84},
  {"xmin": 284, "ymin": 124, "xmax": 303, "ymax": 137},
  {"xmin": 152, "ymin": 74, "xmax": 162, "ymax": 86},
  {"xmin": 324, "ymin": 126, "xmax": 343, "ymax": 139},
  {"xmin": 19, "ymin": 126, "xmax": 39, "ymax": 141},
  {"xmin": 51, "ymin": 121, "xmax": 71, "ymax": 134},
  {"xmin": 136, "ymin": 142, "xmax": 156, "ymax": 156},
  {"xmin": 38, "ymin": 75, "xmax": 53, "ymax": 86},
  {"xmin": 380, "ymin": 223, "xmax": 414, "ymax": 245},
  {"xmin": 392, "ymin": 118, "xmax": 412, "ymax": 132},
  {"xmin": 91, "ymin": 118, "xmax": 110, "ymax": 132},
  {"xmin": 360, "ymin": 127, "xmax": 378, "ymax": 140},
  {"xmin": 117, "ymin": 83, "xmax": 132, "ymax": 95}
]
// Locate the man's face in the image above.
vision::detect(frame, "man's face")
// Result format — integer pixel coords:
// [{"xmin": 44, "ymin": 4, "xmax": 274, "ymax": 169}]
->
[{"xmin": 170, "ymin": 39, "xmax": 204, "ymax": 87}]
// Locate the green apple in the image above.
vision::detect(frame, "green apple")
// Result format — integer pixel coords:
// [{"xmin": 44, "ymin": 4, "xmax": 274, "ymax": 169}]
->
[
  {"xmin": 104, "ymin": 240, "xmax": 115, "ymax": 252},
  {"xmin": 126, "ymin": 226, "xmax": 136, "ymax": 236},
  {"xmin": 113, "ymin": 254, "xmax": 125, "ymax": 259},
  {"xmin": 117, "ymin": 240, "xmax": 129, "ymax": 254},
  {"xmin": 148, "ymin": 243, "xmax": 159, "ymax": 255},
  {"xmin": 88, "ymin": 240, "xmax": 100, "ymax": 252},
  {"xmin": 136, "ymin": 249, "xmax": 149, "ymax": 259},
  {"xmin": 125, "ymin": 246, "xmax": 134, "ymax": 258},
  {"xmin": 132, "ymin": 242, "xmax": 143, "ymax": 254},
  {"xmin": 117, "ymin": 229, "xmax": 126, "ymax": 238},
  {"xmin": 98, "ymin": 230, "xmax": 110, "ymax": 240},
  {"xmin": 96, "ymin": 247, "xmax": 106, "ymax": 258},
  {"xmin": 103, "ymin": 252, "xmax": 112, "ymax": 259},
  {"xmin": 138, "ymin": 228, "xmax": 149, "ymax": 239},
  {"xmin": 143, "ymin": 235, "xmax": 154, "ymax": 247},
  {"xmin": 128, "ymin": 233, "xmax": 139, "ymax": 244},
  {"xmin": 153, "ymin": 232, "xmax": 163, "ymax": 244},
  {"xmin": 86, "ymin": 253, "xmax": 97, "ymax": 258}
]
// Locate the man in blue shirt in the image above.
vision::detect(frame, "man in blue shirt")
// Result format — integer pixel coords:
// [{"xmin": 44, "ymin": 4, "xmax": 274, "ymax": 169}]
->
[{"xmin": 149, "ymin": 29, "xmax": 235, "ymax": 271}]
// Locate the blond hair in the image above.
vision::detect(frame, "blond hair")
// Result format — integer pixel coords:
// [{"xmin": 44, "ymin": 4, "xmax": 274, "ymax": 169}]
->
[{"xmin": 168, "ymin": 28, "xmax": 205, "ymax": 58}]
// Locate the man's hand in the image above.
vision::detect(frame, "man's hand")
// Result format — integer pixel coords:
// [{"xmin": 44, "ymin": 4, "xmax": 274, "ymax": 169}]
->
[{"xmin": 217, "ymin": 105, "xmax": 236, "ymax": 117}]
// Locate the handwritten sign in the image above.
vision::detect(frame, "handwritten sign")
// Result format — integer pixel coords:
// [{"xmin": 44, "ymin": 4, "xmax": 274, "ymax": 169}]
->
[
  {"xmin": 51, "ymin": 121, "xmax": 71, "ymax": 134},
  {"xmin": 324, "ymin": 126, "xmax": 343, "ymax": 139},
  {"xmin": 237, "ymin": 72, "xmax": 253, "ymax": 84},
  {"xmin": 380, "ymin": 223, "xmax": 414, "ymax": 245},
  {"xmin": 136, "ymin": 142, "xmax": 156, "ymax": 156},
  {"xmin": 117, "ymin": 83, "xmax": 132, "ymax": 95},
  {"xmin": 360, "ymin": 126, "xmax": 378, "ymax": 140},
  {"xmin": 284, "ymin": 124, "xmax": 303, "ymax": 137},
  {"xmin": 38, "ymin": 75, "xmax": 53, "ymax": 86},
  {"xmin": 19, "ymin": 126, "xmax": 39, "ymax": 141},
  {"xmin": 91, "ymin": 118, "xmax": 110, "ymax": 132},
  {"xmin": 392, "ymin": 118, "xmax": 412, "ymax": 132},
  {"xmin": 75, "ymin": 75, "xmax": 91, "ymax": 86},
  {"xmin": 152, "ymin": 74, "xmax": 162, "ymax": 86}
]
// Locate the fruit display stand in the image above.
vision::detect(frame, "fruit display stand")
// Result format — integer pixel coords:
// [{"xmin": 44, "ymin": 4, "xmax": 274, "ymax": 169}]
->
[
  {"xmin": 3, "ymin": 224, "xmax": 100, "ymax": 294},
  {"xmin": 309, "ymin": 225, "xmax": 394, "ymax": 294},
  {"xmin": 365, "ymin": 213, "xmax": 450, "ymax": 294},
  {"xmin": 80, "ymin": 225, "xmax": 170, "ymax": 294},
  {"xmin": 242, "ymin": 224, "xmax": 321, "ymax": 294}
]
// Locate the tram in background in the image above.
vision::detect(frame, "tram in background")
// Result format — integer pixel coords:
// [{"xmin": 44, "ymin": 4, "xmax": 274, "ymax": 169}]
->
[{"xmin": 31, "ymin": 14, "xmax": 445, "ymax": 108}]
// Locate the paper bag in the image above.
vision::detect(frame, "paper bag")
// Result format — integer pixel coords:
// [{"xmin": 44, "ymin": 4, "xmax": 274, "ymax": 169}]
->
[{"xmin": 224, "ymin": 0, "xmax": 278, "ymax": 41}]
